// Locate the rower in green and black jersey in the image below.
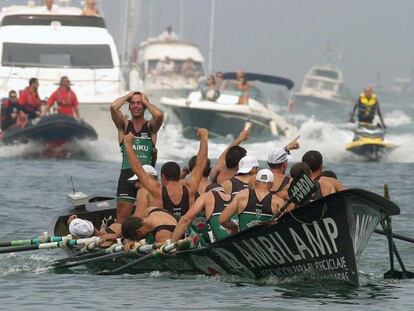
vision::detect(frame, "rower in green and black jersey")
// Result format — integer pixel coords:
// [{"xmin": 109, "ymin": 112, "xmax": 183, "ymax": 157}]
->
[
  {"xmin": 171, "ymin": 183, "xmax": 234, "ymax": 244},
  {"xmin": 222, "ymin": 155, "xmax": 259, "ymax": 197},
  {"xmin": 110, "ymin": 91, "xmax": 164, "ymax": 224},
  {"xmin": 219, "ymin": 169, "xmax": 285, "ymax": 232}
]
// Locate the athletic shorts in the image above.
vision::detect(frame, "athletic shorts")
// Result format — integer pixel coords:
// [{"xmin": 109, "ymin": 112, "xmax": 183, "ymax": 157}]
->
[{"xmin": 116, "ymin": 169, "xmax": 137, "ymax": 202}]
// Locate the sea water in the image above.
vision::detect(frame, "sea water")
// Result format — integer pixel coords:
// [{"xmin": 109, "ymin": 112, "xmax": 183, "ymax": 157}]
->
[{"xmin": 0, "ymin": 99, "xmax": 413, "ymax": 310}]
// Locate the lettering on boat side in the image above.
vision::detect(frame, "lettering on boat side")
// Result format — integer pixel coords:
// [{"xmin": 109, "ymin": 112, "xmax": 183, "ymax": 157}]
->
[{"xmin": 353, "ymin": 214, "xmax": 378, "ymax": 258}]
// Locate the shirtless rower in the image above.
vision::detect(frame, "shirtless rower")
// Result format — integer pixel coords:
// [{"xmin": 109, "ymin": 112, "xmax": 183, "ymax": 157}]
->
[
  {"xmin": 111, "ymin": 91, "xmax": 164, "ymax": 224},
  {"xmin": 210, "ymin": 127, "xmax": 250, "ymax": 184},
  {"xmin": 181, "ymin": 156, "xmax": 212, "ymax": 200},
  {"xmin": 302, "ymin": 150, "xmax": 344, "ymax": 192},
  {"xmin": 171, "ymin": 183, "xmax": 233, "ymax": 243},
  {"xmin": 124, "ymin": 128, "xmax": 208, "ymax": 220},
  {"xmin": 222, "ymin": 155, "xmax": 259, "ymax": 197},
  {"xmin": 219, "ymin": 169, "xmax": 285, "ymax": 232}
]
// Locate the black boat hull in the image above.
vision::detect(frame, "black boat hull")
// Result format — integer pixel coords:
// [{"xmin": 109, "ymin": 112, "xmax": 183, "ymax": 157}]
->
[
  {"xmin": 1, "ymin": 114, "xmax": 97, "ymax": 145},
  {"xmin": 51, "ymin": 189, "xmax": 399, "ymax": 286}
]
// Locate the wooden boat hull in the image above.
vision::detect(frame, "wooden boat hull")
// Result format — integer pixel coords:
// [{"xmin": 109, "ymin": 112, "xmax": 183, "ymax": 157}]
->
[{"xmin": 51, "ymin": 189, "xmax": 399, "ymax": 286}]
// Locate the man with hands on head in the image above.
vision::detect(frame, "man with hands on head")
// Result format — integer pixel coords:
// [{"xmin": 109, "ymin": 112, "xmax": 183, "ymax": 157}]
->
[{"xmin": 110, "ymin": 91, "xmax": 164, "ymax": 224}]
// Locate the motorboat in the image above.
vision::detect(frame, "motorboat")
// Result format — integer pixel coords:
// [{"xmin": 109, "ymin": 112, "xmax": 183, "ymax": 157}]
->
[
  {"xmin": 346, "ymin": 123, "xmax": 397, "ymax": 161},
  {"xmin": 132, "ymin": 35, "xmax": 205, "ymax": 101},
  {"xmin": 0, "ymin": 3, "xmax": 125, "ymax": 138},
  {"xmin": 0, "ymin": 113, "xmax": 97, "ymax": 145},
  {"xmin": 293, "ymin": 66, "xmax": 352, "ymax": 115},
  {"xmin": 160, "ymin": 72, "xmax": 297, "ymax": 139}
]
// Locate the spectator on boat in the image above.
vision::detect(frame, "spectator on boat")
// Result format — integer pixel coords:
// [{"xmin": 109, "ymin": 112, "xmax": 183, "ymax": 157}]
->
[
  {"xmin": 43, "ymin": 0, "xmax": 56, "ymax": 12},
  {"xmin": 201, "ymin": 75, "xmax": 220, "ymax": 101},
  {"xmin": 123, "ymin": 128, "xmax": 208, "ymax": 221},
  {"xmin": 350, "ymin": 86, "xmax": 386, "ymax": 129},
  {"xmin": 110, "ymin": 91, "xmax": 164, "ymax": 224},
  {"xmin": 289, "ymin": 162, "xmax": 335, "ymax": 204},
  {"xmin": 267, "ymin": 136, "xmax": 301, "ymax": 199},
  {"xmin": 1, "ymin": 90, "xmax": 20, "ymax": 131},
  {"xmin": 210, "ymin": 126, "xmax": 250, "ymax": 184},
  {"xmin": 156, "ymin": 57, "xmax": 175, "ymax": 75},
  {"xmin": 219, "ymin": 169, "xmax": 284, "ymax": 232},
  {"xmin": 82, "ymin": 0, "xmax": 100, "ymax": 16},
  {"xmin": 158, "ymin": 26, "xmax": 178, "ymax": 41},
  {"xmin": 181, "ymin": 58, "xmax": 196, "ymax": 79},
  {"xmin": 171, "ymin": 183, "xmax": 233, "ymax": 243},
  {"xmin": 222, "ymin": 155, "xmax": 259, "ymax": 197},
  {"xmin": 43, "ymin": 76, "xmax": 80, "ymax": 119},
  {"xmin": 302, "ymin": 150, "xmax": 344, "ymax": 192},
  {"xmin": 238, "ymin": 76, "xmax": 250, "ymax": 105},
  {"xmin": 19, "ymin": 78, "xmax": 42, "ymax": 120},
  {"xmin": 215, "ymin": 71, "xmax": 225, "ymax": 90}
]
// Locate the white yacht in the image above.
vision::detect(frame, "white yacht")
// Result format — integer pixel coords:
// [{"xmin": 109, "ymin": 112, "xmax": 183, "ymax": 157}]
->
[
  {"xmin": 0, "ymin": 3, "xmax": 125, "ymax": 137},
  {"xmin": 133, "ymin": 35, "xmax": 205, "ymax": 101},
  {"xmin": 161, "ymin": 72, "xmax": 298, "ymax": 139},
  {"xmin": 293, "ymin": 66, "xmax": 352, "ymax": 111}
]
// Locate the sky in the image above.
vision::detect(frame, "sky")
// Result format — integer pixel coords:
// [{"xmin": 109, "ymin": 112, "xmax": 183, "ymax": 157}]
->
[{"xmin": 1, "ymin": 0, "xmax": 413, "ymax": 91}]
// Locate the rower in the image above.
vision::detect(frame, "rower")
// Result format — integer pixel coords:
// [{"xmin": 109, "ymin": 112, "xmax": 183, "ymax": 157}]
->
[
  {"xmin": 124, "ymin": 128, "xmax": 208, "ymax": 220},
  {"xmin": 128, "ymin": 165, "xmax": 161, "ymax": 218},
  {"xmin": 222, "ymin": 155, "xmax": 259, "ymax": 197},
  {"xmin": 171, "ymin": 183, "xmax": 233, "ymax": 243},
  {"xmin": 182, "ymin": 156, "xmax": 212, "ymax": 200},
  {"xmin": 302, "ymin": 150, "xmax": 344, "ymax": 192},
  {"xmin": 219, "ymin": 169, "xmax": 284, "ymax": 231},
  {"xmin": 122, "ymin": 207, "xmax": 178, "ymax": 245},
  {"xmin": 210, "ymin": 127, "xmax": 250, "ymax": 184},
  {"xmin": 110, "ymin": 91, "xmax": 164, "ymax": 224},
  {"xmin": 267, "ymin": 135, "xmax": 300, "ymax": 199}
]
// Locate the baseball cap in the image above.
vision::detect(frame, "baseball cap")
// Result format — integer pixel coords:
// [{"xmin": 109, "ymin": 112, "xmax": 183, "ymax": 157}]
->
[
  {"xmin": 128, "ymin": 165, "xmax": 158, "ymax": 183},
  {"xmin": 237, "ymin": 155, "xmax": 259, "ymax": 174},
  {"xmin": 69, "ymin": 218, "xmax": 95, "ymax": 238},
  {"xmin": 267, "ymin": 148, "xmax": 288, "ymax": 164},
  {"xmin": 256, "ymin": 169, "xmax": 274, "ymax": 183}
]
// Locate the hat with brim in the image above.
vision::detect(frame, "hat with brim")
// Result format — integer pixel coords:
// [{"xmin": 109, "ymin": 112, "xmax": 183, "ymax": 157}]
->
[
  {"xmin": 237, "ymin": 155, "xmax": 260, "ymax": 174},
  {"xmin": 128, "ymin": 165, "xmax": 158, "ymax": 183},
  {"xmin": 267, "ymin": 148, "xmax": 288, "ymax": 164},
  {"xmin": 256, "ymin": 168, "xmax": 274, "ymax": 183},
  {"xmin": 69, "ymin": 218, "xmax": 94, "ymax": 238}
]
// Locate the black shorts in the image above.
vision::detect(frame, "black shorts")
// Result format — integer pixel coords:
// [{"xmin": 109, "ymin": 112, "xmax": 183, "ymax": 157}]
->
[{"xmin": 116, "ymin": 169, "xmax": 137, "ymax": 202}]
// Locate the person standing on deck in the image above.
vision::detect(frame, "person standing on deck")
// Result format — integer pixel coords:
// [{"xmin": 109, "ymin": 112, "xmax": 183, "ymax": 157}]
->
[
  {"xmin": 111, "ymin": 91, "xmax": 164, "ymax": 224},
  {"xmin": 43, "ymin": 76, "xmax": 79, "ymax": 119},
  {"xmin": 19, "ymin": 78, "xmax": 42, "ymax": 120},
  {"xmin": 82, "ymin": 0, "xmax": 100, "ymax": 16},
  {"xmin": 349, "ymin": 86, "xmax": 386, "ymax": 128}
]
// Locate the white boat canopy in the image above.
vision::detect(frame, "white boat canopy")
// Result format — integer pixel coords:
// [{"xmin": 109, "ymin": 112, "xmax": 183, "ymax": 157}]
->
[{"xmin": 139, "ymin": 40, "xmax": 204, "ymax": 62}]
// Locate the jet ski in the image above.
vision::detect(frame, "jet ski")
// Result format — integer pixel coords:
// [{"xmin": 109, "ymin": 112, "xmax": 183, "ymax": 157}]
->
[{"xmin": 346, "ymin": 123, "xmax": 396, "ymax": 160}]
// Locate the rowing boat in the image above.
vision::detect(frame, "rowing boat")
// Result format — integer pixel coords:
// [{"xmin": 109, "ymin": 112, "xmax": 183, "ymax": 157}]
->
[{"xmin": 50, "ymin": 189, "xmax": 399, "ymax": 286}]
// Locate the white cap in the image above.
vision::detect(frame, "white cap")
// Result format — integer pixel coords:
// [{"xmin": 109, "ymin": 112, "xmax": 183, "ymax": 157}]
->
[
  {"xmin": 267, "ymin": 148, "xmax": 288, "ymax": 164},
  {"xmin": 69, "ymin": 218, "xmax": 94, "ymax": 238},
  {"xmin": 237, "ymin": 155, "xmax": 259, "ymax": 174},
  {"xmin": 256, "ymin": 169, "xmax": 274, "ymax": 183},
  {"xmin": 128, "ymin": 165, "xmax": 158, "ymax": 183}
]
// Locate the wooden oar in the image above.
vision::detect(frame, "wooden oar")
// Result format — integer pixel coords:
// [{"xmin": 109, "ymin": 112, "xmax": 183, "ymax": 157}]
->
[
  {"xmin": 0, "ymin": 235, "xmax": 70, "ymax": 248},
  {"xmin": 0, "ymin": 237, "xmax": 99, "ymax": 254}
]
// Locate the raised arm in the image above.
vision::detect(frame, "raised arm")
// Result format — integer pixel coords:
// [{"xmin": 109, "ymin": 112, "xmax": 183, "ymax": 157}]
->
[
  {"xmin": 171, "ymin": 193, "xmax": 207, "ymax": 242},
  {"xmin": 110, "ymin": 92, "xmax": 133, "ymax": 133},
  {"xmin": 142, "ymin": 94, "xmax": 164, "ymax": 133},
  {"xmin": 209, "ymin": 126, "xmax": 250, "ymax": 180},
  {"xmin": 185, "ymin": 128, "xmax": 208, "ymax": 195},
  {"xmin": 124, "ymin": 133, "xmax": 161, "ymax": 200}
]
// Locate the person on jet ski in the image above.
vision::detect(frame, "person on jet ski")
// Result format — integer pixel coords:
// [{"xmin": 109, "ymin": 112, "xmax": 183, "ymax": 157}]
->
[{"xmin": 350, "ymin": 86, "xmax": 386, "ymax": 129}]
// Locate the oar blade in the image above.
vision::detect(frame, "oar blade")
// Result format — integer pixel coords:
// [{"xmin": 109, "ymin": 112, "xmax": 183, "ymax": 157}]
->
[{"xmin": 384, "ymin": 270, "xmax": 414, "ymax": 280}]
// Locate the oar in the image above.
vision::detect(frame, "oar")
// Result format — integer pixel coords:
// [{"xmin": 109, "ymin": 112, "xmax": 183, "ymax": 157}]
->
[
  {"xmin": 52, "ymin": 244, "xmax": 123, "ymax": 266},
  {"xmin": 0, "ymin": 235, "xmax": 71, "ymax": 248},
  {"xmin": 96, "ymin": 237, "xmax": 192, "ymax": 276},
  {"xmin": 0, "ymin": 237, "xmax": 99, "ymax": 254},
  {"xmin": 374, "ymin": 229, "xmax": 414, "ymax": 244}
]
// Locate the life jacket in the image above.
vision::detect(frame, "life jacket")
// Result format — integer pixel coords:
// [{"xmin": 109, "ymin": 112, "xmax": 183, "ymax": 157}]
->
[
  {"xmin": 120, "ymin": 121, "xmax": 156, "ymax": 168},
  {"xmin": 357, "ymin": 93, "xmax": 378, "ymax": 123}
]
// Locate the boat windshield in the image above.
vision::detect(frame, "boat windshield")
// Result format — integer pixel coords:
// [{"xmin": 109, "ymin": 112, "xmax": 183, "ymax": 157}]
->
[
  {"xmin": 312, "ymin": 69, "xmax": 339, "ymax": 80},
  {"xmin": 1, "ymin": 43, "xmax": 114, "ymax": 68}
]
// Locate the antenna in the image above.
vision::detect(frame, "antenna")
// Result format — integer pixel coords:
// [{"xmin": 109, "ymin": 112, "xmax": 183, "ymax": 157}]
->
[{"xmin": 70, "ymin": 176, "xmax": 76, "ymax": 193}]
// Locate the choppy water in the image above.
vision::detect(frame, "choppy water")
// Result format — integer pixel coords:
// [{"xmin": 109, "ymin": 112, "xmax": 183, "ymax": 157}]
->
[{"xmin": 0, "ymin": 98, "xmax": 414, "ymax": 310}]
